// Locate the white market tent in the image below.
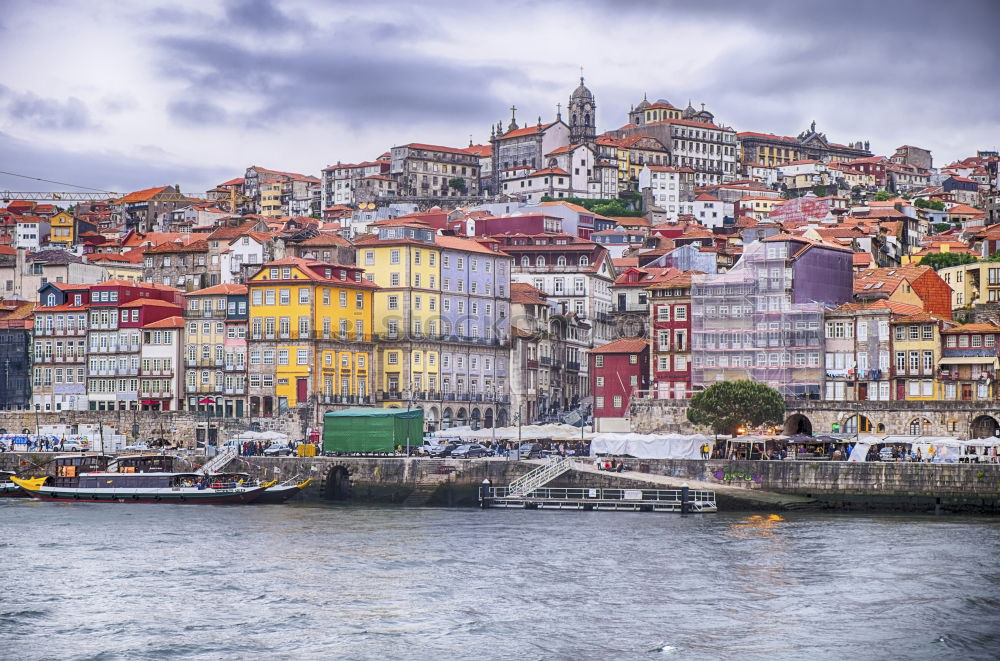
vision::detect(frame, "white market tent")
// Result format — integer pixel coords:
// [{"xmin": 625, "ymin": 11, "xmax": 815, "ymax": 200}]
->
[{"xmin": 589, "ymin": 433, "xmax": 711, "ymax": 459}]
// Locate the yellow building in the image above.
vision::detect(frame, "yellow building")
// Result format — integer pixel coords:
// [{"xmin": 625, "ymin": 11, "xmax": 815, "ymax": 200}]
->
[
  {"xmin": 891, "ymin": 312, "xmax": 953, "ymax": 403},
  {"xmin": 48, "ymin": 211, "xmax": 75, "ymax": 247},
  {"xmin": 246, "ymin": 257, "xmax": 376, "ymax": 413},
  {"xmin": 355, "ymin": 221, "xmax": 442, "ymax": 406},
  {"xmin": 938, "ymin": 261, "xmax": 1000, "ymax": 309},
  {"xmin": 259, "ymin": 179, "xmax": 284, "ymax": 217}
]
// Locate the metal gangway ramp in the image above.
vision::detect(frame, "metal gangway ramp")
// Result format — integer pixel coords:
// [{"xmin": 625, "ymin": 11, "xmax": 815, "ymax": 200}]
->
[
  {"xmin": 199, "ymin": 445, "xmax": 238, "ymax": 475},
  {"xmin": 505, "ymin": 456, "xmax": 574, "ymax": 497}
]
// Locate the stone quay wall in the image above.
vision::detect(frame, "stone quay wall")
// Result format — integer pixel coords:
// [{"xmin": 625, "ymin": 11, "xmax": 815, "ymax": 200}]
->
[{"xmin": 5, "ymin": 453, "xmax": 998, "ymax": 512}]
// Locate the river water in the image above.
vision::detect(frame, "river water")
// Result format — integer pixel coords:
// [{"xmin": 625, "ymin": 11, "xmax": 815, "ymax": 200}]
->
[{"xmin": 2, "ymin": 501, "xmax": 998, "ymax": 661}]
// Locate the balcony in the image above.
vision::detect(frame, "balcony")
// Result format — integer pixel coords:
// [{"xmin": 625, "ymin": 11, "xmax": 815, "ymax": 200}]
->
[
  {"xmin": 186, "ymin": 358, "xmax": 197, "ymax": 367},
  {"xmin": 223, "ymin": 387, "xmax": 246, "ymax": 395},
  {"xmin": 186, "ymin": 384, "xmax": 197, "ymax": 393},
  {"xmin": 526, "ymin": 359, "xmax": 539, "ymax": 369},
  {"xmin": 539, "ymin": 356, "xmax": 552, "ymax": 366},
  {"xmin": 224, "ymin": 363, "xmax": 246, "ymax": 372},
  {"xmin": 566, "ymin": 361, "xmax": 581, "ymax": 372}
]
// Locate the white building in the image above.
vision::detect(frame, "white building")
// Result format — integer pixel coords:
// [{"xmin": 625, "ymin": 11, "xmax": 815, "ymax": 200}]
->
[
  {"xmin": 139, "ymin": 316, "xmax": 184, "ymax": 411},
  {"xmin": 15, "ymin": 218, "xmax": 49, "ymax": 250},
  {"xmin": 638, "ymin": 166, "xmax": 696, "ymax": 221}
]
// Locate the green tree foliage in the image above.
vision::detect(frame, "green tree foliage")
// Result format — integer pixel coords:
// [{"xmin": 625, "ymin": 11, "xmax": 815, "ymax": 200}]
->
[
  {"xmin": 448, "ymin": 178, "xmax": 467, "ymax": 194},
  {"xmin": 919, "ymin": 252, "xmax": 977, "ymax": 270},
  {"xmin": 686, "ymin": 380, "xmax": 785, "ymax": 435},
  {"xmin": 915, "ymin": 198, "xmax": 946, "ymax": 211},
  {"xmin": 812, "ymin": 185, "xmax": 828, "ymax": 197},
  {"xmin": 932, "ymin": 222, "xmax": 954, "ymax": 234},
  {"xmin": 872, "ymin": 190, "xmax": 893, "ymax": 201},
  {"xmin": 538, "ymin": 196, "xmax": 644, "ymax": 217}
]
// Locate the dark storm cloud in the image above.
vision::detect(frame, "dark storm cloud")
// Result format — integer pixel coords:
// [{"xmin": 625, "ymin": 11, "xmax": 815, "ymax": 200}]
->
[
  {"xmin": 167, "ymin": 99, "xmax": 230, "ymax": 125},
  {"xmin": 151, "ymin": 4, "xmax": 523, "ymax": 132},
  {"xmin": 0, "ymin": 131, "xmax": 229, "ymax": 197},
  {"xmin": 222, "ymin": 0, "xmax": 310, "ymax": 33},
  {"xmin": 0, "ymin": 85, "xmax": 98, "ymax": 131}
]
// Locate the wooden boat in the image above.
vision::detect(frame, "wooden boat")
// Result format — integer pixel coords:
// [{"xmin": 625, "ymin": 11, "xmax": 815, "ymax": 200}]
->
[
  {"xmin": 255, "ymin": 477, "xmax": 313, "ymax": 504},
  {"xmin": 207, "ymin": 472, "xmax": 312, "ymax": 504},
  {"xmin": 11, "ymin": 454, "xmax": 265, "ymax": 504},
  {"xmin": 1, "ymin": 470, "xmax": 29, "ymax": 497}
]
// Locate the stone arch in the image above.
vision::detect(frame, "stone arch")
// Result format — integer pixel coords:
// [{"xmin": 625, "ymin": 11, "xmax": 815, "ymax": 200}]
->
[
  {"xmin": 426, "ymin": 406, "xmax": 439, "ymax": 432},
  {"xmin": 456, "ymin": 407, "xmax": 468, "ymax": 427},
  {"xmin": 497, "ymin": 409, "xmax": 509, "ymax": 427},
  {"xmin": 484, "ymin": 408, "xmax": 494, "ymax": 428},
  {"xmin": 322, "ymin": 465, "xmax": 351, "ymax": 501},
  {"xmin": 470, "ymin": 408, "xmax": 482, "ymax": 429},
  {"xmin": 909, "ymin": 417, "xmax": 932, "ymax": 436},
  {"xmin": 842, "ymin": 414, "xmax": 873, "ymax": 434},
  {"xmin": 442, "ymin": 407, "xmax": 453, "ymax": 428},
  {"xmin": 971, "ymin": 414, "xmax": 1000, "ymax": 439},
  {"xmin": 784, "ymin": 414, "xmax": 813, "ymax": 436},
  {"xmin": 876, "ymin": 423, "xmax": 886, "ymax": 434}
]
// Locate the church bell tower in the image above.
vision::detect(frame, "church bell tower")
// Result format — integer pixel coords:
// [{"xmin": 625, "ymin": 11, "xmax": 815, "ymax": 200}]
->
[{"xmin": 568, "ymin": 74, "xmax": 596, "ymax": 145}]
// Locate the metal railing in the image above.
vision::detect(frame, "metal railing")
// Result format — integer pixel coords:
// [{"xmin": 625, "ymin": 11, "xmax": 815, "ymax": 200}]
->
[
  {"xmin": 506, "ymin": 456, "xmax": 573, "ymax": 497},
  {"xmin": 488, "ymin": 486, "xmax": 716, "ymax": 505}
]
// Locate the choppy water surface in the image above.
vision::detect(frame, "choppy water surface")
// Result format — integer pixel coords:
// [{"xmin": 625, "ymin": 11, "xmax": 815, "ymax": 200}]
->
[{"xmin": 2, "ymin": 501, "xmax": 998, "ymax": 661}]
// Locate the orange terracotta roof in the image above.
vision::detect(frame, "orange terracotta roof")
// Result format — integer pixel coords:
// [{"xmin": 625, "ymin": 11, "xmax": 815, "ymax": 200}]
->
[
  {"xmin": 941, "ymin": 323, "xmax": 1000, "ymax": 334},
  {"xmin": 500, "ymin": 122, "xmax": 557, "ymax": 139},
  {"xmin": 120, "ymin": 299, "xmax": 183, "ymax": 309},
  {"xmin": 587, "ymin": 337, "xmax": 649, "ymax": 354},
  {"xmin": 142, "ymin": 315, "xmax": 185, "ymax": 329},
  {"xmin": 510, "ymin": 282, "xmax": 548, "ymax": 306},
  {"xmin": 120, "ymin": 186, "xmax": 172, "ymax": 203},
  {"xmin": 186, "ymin": 284, "xmax": 248, "ymax": 296}
]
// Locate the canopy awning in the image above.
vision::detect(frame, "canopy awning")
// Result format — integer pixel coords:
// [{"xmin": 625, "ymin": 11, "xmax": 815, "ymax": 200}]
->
[{"xmin": 939, "ymin": 356, "xmax": 999, "ymax": 366}]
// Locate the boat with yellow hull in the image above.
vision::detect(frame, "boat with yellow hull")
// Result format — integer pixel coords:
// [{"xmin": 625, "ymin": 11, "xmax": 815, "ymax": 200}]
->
[
  {"xmin": 11, "ymin": 454, "xmax": 265, "ymax": 504},
  {"xmin": 1, "ymin": 470, "xmax": 29, "ymax": 497}
]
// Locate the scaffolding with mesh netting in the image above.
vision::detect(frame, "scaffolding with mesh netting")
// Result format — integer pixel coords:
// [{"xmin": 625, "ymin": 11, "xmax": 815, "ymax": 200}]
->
[{"xmin": 690, "ymin": 241, "xmax": 825, "ymax": 399}]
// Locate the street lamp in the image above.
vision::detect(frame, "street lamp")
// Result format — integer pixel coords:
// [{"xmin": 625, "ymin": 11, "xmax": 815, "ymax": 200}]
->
[
  {"xmin": 199, "ymin": 396, "xmax": 215, "ymax": 456},
  {"xmin": 511, "ymin": 407, "xmax": 522, "ymax": 461}
]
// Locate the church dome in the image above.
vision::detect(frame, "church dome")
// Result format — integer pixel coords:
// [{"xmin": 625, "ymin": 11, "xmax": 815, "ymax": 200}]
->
[
  {"xmin": 635, "ymin": 96, "xmax": 651, "ymax": 110},
  {"xmin": 571, "ymin": 77, "xmax": 593, "ymax": 101}
]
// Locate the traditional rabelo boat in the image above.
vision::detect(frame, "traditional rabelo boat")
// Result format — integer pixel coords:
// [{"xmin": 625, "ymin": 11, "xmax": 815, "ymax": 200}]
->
[
  {"xmin": 207, "ymin": 471, "xmax": 313, "ymax": 504},
  {"xmin": 1, "ymin": 470, "xmax": 29, "ymax": 497},
  {"xmin": 11, "ymin": 454, "xmax": 266, "ymax": 504}
]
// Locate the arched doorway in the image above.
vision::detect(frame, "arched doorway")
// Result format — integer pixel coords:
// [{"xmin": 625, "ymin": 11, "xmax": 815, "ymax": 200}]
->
[
  {"xmin": 909, "ymin": 417, "xmax": 932, "ymax": 436},
  {"xmin": 470, "ymin": 408, "xmax": 482, "ymax": 429},
  {"xmin": 323, "ymin": 466, "xmax": 351, "ymax": 501},
  {"xmin": 842, "ymin": 414, "xmax": 873, "ymax": 434},
  {"xmin": 426, "ymin": 406, "xmax": 439, "ymax": 433},
  {"xmin": 442, "ymin": 407, "xmax": 453, "ymax": 428},
  {"xmin": 484, "ymin": 408, "xmax": 494, "ymax": 429},
  {"xmin": 784, "ymin": 414, "xmax": 813, "ymax": 436},
  {"xmin": 497, "ymin": 409, "xmax": 509, "ymax": 427},
  {"xmin": 456, "ymin": 407, "xmax": 468, "ymax": 427},
  {"xmin": 970, "ymin": 415, "xmax": 1000, "ymax": 439}
]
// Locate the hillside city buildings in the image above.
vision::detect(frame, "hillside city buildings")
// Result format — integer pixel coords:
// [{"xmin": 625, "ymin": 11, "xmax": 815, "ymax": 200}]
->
[{"xmin": 2, "ymin": 77, "xmax": 999, "ymax": 439}]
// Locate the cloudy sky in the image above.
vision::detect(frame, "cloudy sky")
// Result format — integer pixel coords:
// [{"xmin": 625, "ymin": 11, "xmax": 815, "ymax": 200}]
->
[{"xmin": 1, "ymin": 0, "xmax": 997, "ymax": 198}]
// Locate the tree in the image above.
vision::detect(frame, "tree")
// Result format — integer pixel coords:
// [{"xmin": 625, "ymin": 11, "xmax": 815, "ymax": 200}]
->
[
  {"xmin": 812, "ymin": 185, "xmax": 828, "ymax": 197},
  {"xmin": 686, "ymin": 380, "xmax": 785, "ymax": 436},
  {"xmin": 873, "ymin": 190, "xmax": 893, "ymax": 201},
  {"xmin": 932, "ymin": 222, "xmax": 954, "ymax": 234},
  {"xmin": 448, "ymin": 177, "xmax": 467, "ymax": 194},
  {"xmin": 919, "ymin": 252, "xmax": 976, "ymax": 270}
]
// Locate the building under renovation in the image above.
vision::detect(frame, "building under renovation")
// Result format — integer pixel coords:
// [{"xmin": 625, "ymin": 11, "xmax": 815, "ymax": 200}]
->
[{"xmin": 690, "ymin": 235, "xmax": 853, "ymax": 399}]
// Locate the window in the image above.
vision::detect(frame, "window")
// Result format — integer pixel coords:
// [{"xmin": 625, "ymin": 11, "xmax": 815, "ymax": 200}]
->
[
  {"xmin": 657, "ymin": 306, "xmax": 670, "ymax": 321},
  {"xmin": 299, "ymin": 288, "xmax": 309, "ymax": 304},
  {"xmin": 297, "ymin": 349, "xmax": 309, "ymax": 365},
  {"xmin": 613, "ymin": 395, "xmax": 623, "ymax": 409},
  {"xmin": 595, "ymin": 356, "xmax": 603, "ymax": 367},
  {"xmin": 629, "ymin": 354, "xmax": 638, "ymax": 364},
  {"xmin": 390, "ymin": 249, "xmax": 400, "ymax": 264},
  {"xmin": 278, "ymin": 350, "xmax": 289, "ymax": 366}
]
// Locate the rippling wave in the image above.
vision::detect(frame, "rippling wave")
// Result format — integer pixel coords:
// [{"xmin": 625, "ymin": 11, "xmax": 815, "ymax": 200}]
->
[{"xmin": 1, "ymin": 502, "xmax": 998, "ymax": 660}]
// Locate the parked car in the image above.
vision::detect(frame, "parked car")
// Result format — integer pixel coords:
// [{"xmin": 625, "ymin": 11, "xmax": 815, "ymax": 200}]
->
[
  {"xmin": 264, "ymin": 443, "xmax": 295, "ymax": 457},
  {"xmin": 429, "ymin": 443, "xmax": 459, "ymax": 458},
  {"xmin": 123, "ymin": 442, "xmax": 149, "ymax": 452},
  {"xmin": 514, "ymin": 443, "xmax": 544, "ymax": 459},
  {"xmin": 57, "ymin": 439, "xmax": 86, "ymax": 452},
  {"xmin": 451, "ymin": 443, "xmax": 490, "ymax": 459}
]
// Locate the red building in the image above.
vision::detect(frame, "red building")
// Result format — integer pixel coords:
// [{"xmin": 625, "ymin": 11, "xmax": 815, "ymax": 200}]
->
[
  {"xmin": 646, "ymin": 270, "xmax": 693, "ymax": 399},
  {"xmin": 588, "ymin": 338, "xmax": 649, "ymax": 430}
]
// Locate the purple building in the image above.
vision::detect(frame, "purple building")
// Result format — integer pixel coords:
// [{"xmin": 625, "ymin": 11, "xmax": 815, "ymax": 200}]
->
[{"xmin": 437, "ymin": 235, "xmax": 513, "ymax": 429}]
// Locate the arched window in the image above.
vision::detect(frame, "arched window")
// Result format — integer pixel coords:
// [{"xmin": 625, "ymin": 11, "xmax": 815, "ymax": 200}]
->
[
  {"xmin": 536, "ymin": 256, "xmax": 545, "ymax": 267},
  {"xmin": 579, "ymin": 255, "xmax": 589, "ymax": 266},
  {"xmin": 557, "ymin": 256, "xmax": 567, "ymax": 266},
  {"xmin": 572, "ymin": 114, "xmax": 577, "ymax": 126},
  {"xmin": 909, "ymin": 418, "xmax": 931, "ymax": 435},
  {"xmin": 46, "ymin": 293, "xmax": 56, "ymax": 306},
  {"xmin": 520, "ymin": 256, "xmax": 529, "ymax": 267},
  {"xmin": 584, "ymin": 113, "xmax": 590, "ymax": 126}
]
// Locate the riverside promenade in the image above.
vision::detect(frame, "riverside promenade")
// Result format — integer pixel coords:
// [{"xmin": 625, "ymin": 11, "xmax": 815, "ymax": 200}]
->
[{"xmin": 4, "ymin": 452, "xmax": 999, "ymax": 512}]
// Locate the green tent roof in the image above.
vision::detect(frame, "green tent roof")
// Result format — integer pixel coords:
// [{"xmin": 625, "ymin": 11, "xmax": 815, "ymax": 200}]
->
[{"xmin": 324, "ymin": 407, "xmax": 422, "ymax": 419}]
